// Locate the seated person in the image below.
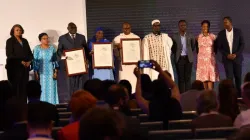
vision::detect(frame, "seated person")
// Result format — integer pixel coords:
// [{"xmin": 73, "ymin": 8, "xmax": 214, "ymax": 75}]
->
[
  {"xmin": 234, "ymin": 82, "xmax": 250, "ymax": 128},
  {"xmin": 27, "ymin": 103, "xmax": 54, "ymax": 140},
  {"xmin": 27, "ymin": 80, "xmax": 59, "ymax": 126},
  {"xmin": 134, "ymin": 60, "xmax": 182, "ymax": 129},
  {"xmin": 191, "ymin": 90, "xmax": 233, "ymax": 129},
  {"xmin": 59, "ymin": 90, "xmax": 97, "ymax": 140},
  {"xmin": 181, "ymin": 80, "xmax": 204, "ymax": 111},
  {"xmin": 0, "ymin": 98, "xmax": 28, "ymax": 140}
]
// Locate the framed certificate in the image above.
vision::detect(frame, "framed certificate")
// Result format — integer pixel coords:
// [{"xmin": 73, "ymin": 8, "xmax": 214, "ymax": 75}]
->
[
  {"xmin": 121, "ymin": 38, "xmax": 141, "ymax": 65},
  {"xmin": 92, "ymin": 42, "xmax": 114, "ymax": 69},
  {"xmin": 64, "ymin": 48, "xmax": 88, "ymax": 76}
]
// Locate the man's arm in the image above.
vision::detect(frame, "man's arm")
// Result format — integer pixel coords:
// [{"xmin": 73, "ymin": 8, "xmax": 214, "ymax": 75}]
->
[
  {"xmin": 134, "ymin": 68, "xmax": 149, "ymax": 114},
  {"xmin": 171, "ymin": 35, "xmax": 177, "ymax": 54},
  {"xmin": 190, "ymin": 34, "xmax": 196, "ymax": 51},
  {"xmin": 82, "ymin": 35, "xmax": 90, "ymax": 61},
  {"xmin": 234, "ymin": 29, "xmax": 245, "ymax": 56},
  {"xmin": 57, "ymin": 36, "xmax": 64, "ymax": 61}
]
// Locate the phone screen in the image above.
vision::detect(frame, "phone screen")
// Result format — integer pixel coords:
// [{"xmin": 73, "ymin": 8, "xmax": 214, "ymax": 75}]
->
[{"xmin": 138, "ymin": 60, "xmax": 153, "ymax": 68}]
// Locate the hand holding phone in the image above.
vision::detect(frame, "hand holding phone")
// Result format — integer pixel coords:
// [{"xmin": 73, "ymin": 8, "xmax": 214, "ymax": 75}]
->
[{"xmin": 138, "ymin": 60, "xmax": 153, "ymax": 69}]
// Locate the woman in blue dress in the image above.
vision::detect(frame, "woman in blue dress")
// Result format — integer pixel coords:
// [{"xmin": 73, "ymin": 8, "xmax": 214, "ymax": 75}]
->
[
  {"xmin": 88, "ymin": 27, "xmax": 114, "ymax": 81},
  {"xmin": 33, "ymin": 33, "xmax": 59, "ymax": 104}
]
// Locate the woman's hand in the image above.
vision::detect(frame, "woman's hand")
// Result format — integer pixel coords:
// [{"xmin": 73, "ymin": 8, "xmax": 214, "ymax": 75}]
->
[
  {"xmin": 25, "ymin": 61, "xmax": 31, "ymax": 67},
  {"xmin": 21, "ymin": 61, "xmax": 26, "ymax": 66},
  {"xmin": 53, "ymin": 72, "xmax": 57, "ymax": 79},
  {"xmin": 89, "ymin": 51, "xmax": 94, "ymax": 56}
]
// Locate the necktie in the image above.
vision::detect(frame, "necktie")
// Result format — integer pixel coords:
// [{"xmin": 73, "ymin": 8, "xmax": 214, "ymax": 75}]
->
[{"xmin": 72, "ymin": 34, "xmax": 75, "ymax": 41}]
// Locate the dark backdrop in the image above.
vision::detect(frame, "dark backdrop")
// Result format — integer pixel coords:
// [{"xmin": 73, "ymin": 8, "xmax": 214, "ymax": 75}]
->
[{"xmin": 86, "ymin": 0, "xmax": 250, "ymax": 53}]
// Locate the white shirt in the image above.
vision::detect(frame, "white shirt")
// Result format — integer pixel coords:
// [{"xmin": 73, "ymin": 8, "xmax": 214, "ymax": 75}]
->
[
  {"xmin": 226, "ymin": 28, "xmax": 233, "ymax": 54},
  {"xmin": 69, "ymin": 33, "xmax": 76, "ymax": 39}
]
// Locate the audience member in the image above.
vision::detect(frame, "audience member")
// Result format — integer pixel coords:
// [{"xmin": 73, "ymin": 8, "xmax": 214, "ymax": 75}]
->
[
  {"xmin": 134, "ymin": 60, "xmax": 182, "ymax": 129},
  {"xmin": 244, "ymin": 72, "xmax": 250, "ymax": 83},
  {"xmin": 191, "ymin": 90, "xmax": 233, "ymax": 129},
  {"xmin": 119, "ymin": 80, "xmax": 132, "ymax": 99},
  {"xmin": 0, "ymin": 98, "xmax": 28, "ymax": 140},
  {"xmin": 79, "ymin": 107, "xmax": 142, "ymax": 140},
  {"xmin": 0, "ymin": 80, "xmax": 13, "ymax": 130},
  {"xmin": 141, "ymin": 74, "xmax": 153, "ymax": 100},
  {"xmin": 181, "ymin": 80, "xmax": 204, "ymax": 111},
  {"xmin": 218, "ymin": 79, "xmax": 240, "ymax": 121},
  {"xmin": 27, "ymin": 80, "xmax": 59, "ymax": 126},
  {"xmin": 84, "ymin": 79, "xmax": 109, "ymax": 108},
  {"xmin": 27, "ymin": 103, "xmax": 54, "ymax": 140},
  {"xmin": 59, "ymin": 90, "xmax": 97, "ymax": 140},
  {"xmin": 106, "ymin": 84, "xmax": 132, "ymax": 116},
  {"xmin": 234, "ymin": 82, "xmax": 250, "ymax": 128},
  {"xmin": 119, "ymin": 80, "xmax": 138, "ymax": 109}
]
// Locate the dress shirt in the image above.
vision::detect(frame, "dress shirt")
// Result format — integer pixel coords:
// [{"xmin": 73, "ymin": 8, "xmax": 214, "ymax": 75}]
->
[
  {"xmin": 180, "ymin": 33, "xmax": 187, "ymax": 56},
  {"xmin": 226, "ymin": 28, "xmax": 233, "ymax": 54}
]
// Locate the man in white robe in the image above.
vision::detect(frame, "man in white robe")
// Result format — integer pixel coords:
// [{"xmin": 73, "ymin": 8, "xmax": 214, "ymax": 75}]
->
[
  {"xmin": 113, "ymin": 22, "xmax": 140, "ymax": 93},
  {"xmin": 142, "ymin": 19, "xmax": 174, "ymax": 81}
]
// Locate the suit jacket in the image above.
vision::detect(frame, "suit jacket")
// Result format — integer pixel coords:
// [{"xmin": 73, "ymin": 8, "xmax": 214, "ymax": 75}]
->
[
  {"xmin": 217, "ymin": 28, "xmax": 245, "ymax": 63},
  {"xmin": 57, "ymin": 33, "xmax": 89, "ymax": 64},
  {"xmin": 172, "ymin": 32, "xmax": 196, "ymax": 63},
  {"xmin": 5, "ymin": 37, "xmax": 33, "ymax": 69},
  {"xmin": 28, "ymin": 100, "xmax": 59, "ymax": 127}
]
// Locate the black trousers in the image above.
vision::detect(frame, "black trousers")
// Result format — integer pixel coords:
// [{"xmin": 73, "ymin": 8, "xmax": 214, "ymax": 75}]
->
[
  {"xmin": 7, "ymin": 66, "xmax": 29, "ymax": 102},
  {"xmin": 223, "ymin": 60, "xmax": 242, "ymax": 97},
  {"xmin": 176, "ymin": 56, "xmax": 193, "ymax": 93}
]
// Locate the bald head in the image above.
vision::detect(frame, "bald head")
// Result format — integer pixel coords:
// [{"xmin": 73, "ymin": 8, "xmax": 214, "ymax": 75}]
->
[{"xmin": 122, "ymin": 22, "xmax": 131, "ymax": 35}]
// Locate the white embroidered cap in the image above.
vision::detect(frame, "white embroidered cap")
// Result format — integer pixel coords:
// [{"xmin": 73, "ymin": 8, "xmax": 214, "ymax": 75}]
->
[{"xmin": 152, "ymin": 19, "xmax": 160, "ymax": 25}]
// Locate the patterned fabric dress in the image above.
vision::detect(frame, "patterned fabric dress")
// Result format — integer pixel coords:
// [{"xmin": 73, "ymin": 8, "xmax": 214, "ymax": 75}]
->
[
  {"xmin": 33, "ymin": 45, "xmax": 59, "ymax": 104},
  {"xmin": 196, "ymin": 33, "xmax": 219, "ymax": 82}
]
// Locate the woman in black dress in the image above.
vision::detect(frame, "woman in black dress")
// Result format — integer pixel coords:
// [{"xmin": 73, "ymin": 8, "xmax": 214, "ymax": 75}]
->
[{"xmin": 5, "ymin": 24, "xmax": 33, "ymax": 102}]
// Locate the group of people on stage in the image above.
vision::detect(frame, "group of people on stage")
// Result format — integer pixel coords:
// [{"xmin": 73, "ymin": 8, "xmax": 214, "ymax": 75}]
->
[{"xmin": 5, "ymin": 16, "xmax": 244, "ymax": 104}]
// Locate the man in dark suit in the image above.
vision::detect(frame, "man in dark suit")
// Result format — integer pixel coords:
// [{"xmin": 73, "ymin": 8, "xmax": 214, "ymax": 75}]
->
[
  {"xmin": 172, "ymin": 20, "xmax": 196, "ymax": 93},
  {"xmin": 217, "ymin": 17, "xmax": 245, "ymax": 96},
  {"xmin": 57, "ymin": 22, "xmax": 89, "ymax": 99}
]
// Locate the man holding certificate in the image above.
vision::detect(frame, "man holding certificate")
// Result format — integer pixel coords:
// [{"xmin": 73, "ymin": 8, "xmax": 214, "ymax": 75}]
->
[
  {"xmin": 142, "ymin": 19, "xmax": 174, "ymax": 81},
  {"xmin": 113, "ymin": 22, "xmax": 141, "ymax": 93},
  {"xmin": 57, "ymin": 22, "xmax": 89, "ymax": 97}
]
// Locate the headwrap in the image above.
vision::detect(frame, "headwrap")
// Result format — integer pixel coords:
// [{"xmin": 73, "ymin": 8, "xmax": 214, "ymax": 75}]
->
[
  {"xmin": 95, "ymin": 27, "xmax": 104, "ymax": 33},
  {"xmin": 151, "ymin": 19, "xmax": 160, "ymax": 25}
]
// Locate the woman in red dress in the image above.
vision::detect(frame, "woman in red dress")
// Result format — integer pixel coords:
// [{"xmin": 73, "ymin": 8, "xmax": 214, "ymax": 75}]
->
[{"xmin": 196, "ymin": 20, "xmax": 219, "ymax": 89}]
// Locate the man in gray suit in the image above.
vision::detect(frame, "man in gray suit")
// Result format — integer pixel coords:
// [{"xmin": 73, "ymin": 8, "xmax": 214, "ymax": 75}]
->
[
  {"xmin": 172, "ymin": 20, "xmax": 196, "ymax": 93},
  {"xmin": 57, "ymin": 22, "xmax": 89, "ymax": 100}
]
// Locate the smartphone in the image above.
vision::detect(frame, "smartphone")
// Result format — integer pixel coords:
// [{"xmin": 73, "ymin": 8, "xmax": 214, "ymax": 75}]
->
[{"xmin": 138, "ymin": 60, "xmax": 153, "ymax": 68}]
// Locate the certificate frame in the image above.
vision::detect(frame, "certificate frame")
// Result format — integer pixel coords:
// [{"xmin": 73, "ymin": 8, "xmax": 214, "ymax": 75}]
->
[
  {"xmin": 121, "ymin": 38, "xmax": 141, "ymax": 65},
  {"xmin": 64, "ymin": 48, "xmax": 88, "ymax": 76},
  {"xmin": 92, "ymin": 42, "xmax": 114, "ymax": 69}
]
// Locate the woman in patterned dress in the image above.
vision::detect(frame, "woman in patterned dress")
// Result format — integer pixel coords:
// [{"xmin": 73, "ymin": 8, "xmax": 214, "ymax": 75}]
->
[
  {"xmin": 33, "ymin": 33, "xmax": 59, "ymax": 104},
  {"xmin": 196, "ymin": 20, "xmax": 219, "ymax": 89}
]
